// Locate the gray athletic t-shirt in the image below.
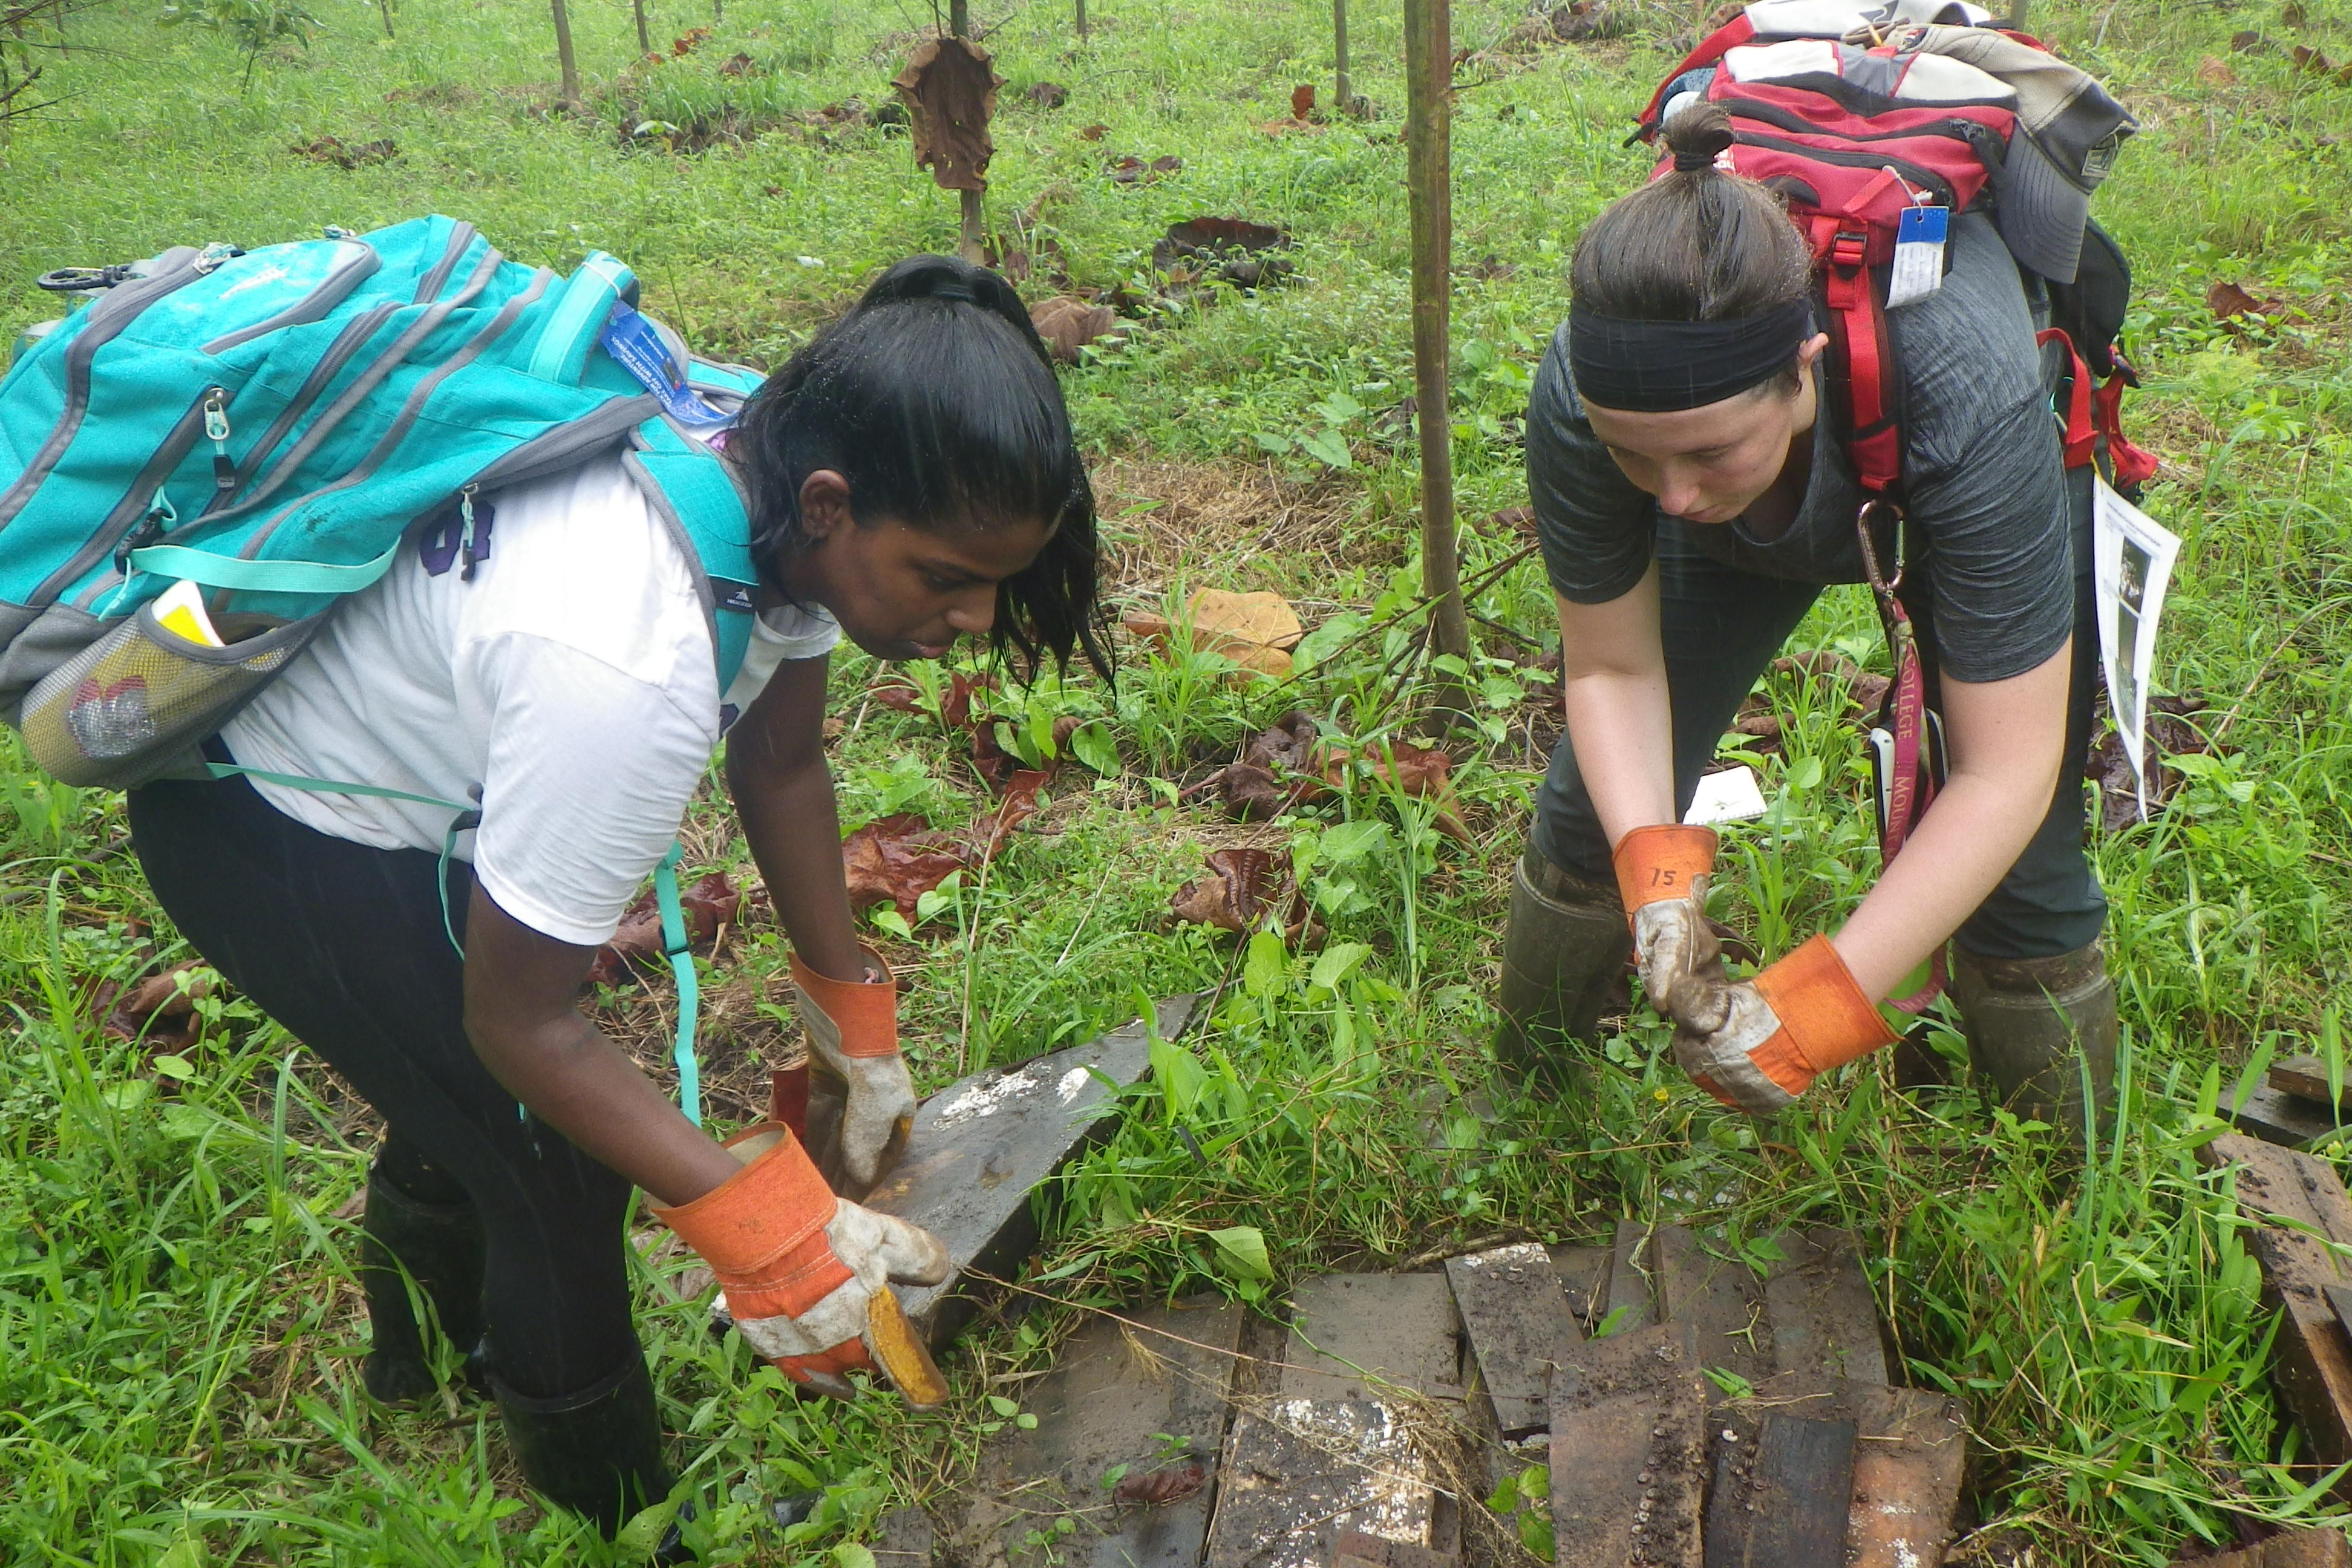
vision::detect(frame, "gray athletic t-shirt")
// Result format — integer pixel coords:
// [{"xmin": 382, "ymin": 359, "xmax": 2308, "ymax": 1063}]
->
[{"xmin": 1528, "ymin": 209, "xmax": 2072, "ymax": 684}]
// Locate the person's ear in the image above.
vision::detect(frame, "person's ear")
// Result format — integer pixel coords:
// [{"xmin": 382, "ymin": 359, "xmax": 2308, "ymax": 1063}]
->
[
  {"xmin": 1795, "ymin": 331, "xmax": 1831, "ymax": 374},
  {"xmin": 797, "ymin": 470, "xmax": 854, "ymax": 543}
]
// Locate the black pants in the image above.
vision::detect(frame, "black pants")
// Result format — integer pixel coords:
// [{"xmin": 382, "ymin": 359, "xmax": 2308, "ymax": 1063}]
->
[
  {"xmin": 127, "ymin": 771, "xmax": 642, "ymax": 1400},
  {"xmin": 1532, "ymin": 465, "xmax": 2106, "ymax": 961}
]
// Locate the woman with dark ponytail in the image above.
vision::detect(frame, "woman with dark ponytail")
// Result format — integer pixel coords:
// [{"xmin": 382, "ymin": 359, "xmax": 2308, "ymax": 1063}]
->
[
  {"xmin": 123, "ymin": 254, "xmax": 1105, "ymax": 1557},
  {"xmin": 1498, "ymin": 103, "xmax": 2115, "ymax": 1128}
]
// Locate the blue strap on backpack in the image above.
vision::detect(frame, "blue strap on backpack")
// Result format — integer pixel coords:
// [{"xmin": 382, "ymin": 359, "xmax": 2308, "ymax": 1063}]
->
[{"xmin": 0, "ymin": 216, "xmax": 768, "ymax": 1126}]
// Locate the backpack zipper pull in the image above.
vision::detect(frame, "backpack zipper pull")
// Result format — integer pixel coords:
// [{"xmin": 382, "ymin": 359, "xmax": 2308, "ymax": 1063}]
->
[
  {"xmin": 203, "ymin": 386, "xmax": 235, "ymax": 494},
  {"xmin": 114, "ymin": 489, "xmax": 180, "ymax": 583},
  {"xmin": 458, "ymin": 485, "xmax": 482, "ymax": 581}
]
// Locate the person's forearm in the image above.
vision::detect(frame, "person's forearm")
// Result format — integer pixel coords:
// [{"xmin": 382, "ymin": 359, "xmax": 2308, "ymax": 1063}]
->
[
  {"xmin": 1561, "ymin": 668, "xmax": 1677, "ymax": 849},
  {"xmin": 1828, "ymin": 770, "xmax": 2053, "ymax": 1000},
  {"xmin": 469, "ymin": 1012, "xmax": 743, "ymax": 1205},
  {"xmin": 732, "ymin": 756, "xmax": 869, "ymax": 982}
]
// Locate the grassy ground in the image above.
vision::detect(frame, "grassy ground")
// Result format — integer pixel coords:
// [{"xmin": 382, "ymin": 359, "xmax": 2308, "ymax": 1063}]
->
[{"xmin": 4, "ymin": 0, "xmax": 2351, "ymax": 1561}]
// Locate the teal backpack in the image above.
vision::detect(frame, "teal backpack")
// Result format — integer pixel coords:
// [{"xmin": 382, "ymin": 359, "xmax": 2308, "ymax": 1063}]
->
[{"xmin": 0, "ymin": 214, "xmax": 763, "ymax": 1123}]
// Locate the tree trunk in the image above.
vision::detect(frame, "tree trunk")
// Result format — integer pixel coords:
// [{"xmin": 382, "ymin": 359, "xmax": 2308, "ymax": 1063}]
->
[
  {"xmin": 1076, "ymin": 0, "xmax": 1087, "ymax": 39},
  {"xmin": 1403, "ymin": 0, "xmax": 1471, "ymax": 704},
  {"xmin": 631, "ymin": 0, "xmax": 648, "ymax": 55},
  {"xmin": 950, "ymin": 0, "xmax": 984, "ymax": 262},
  {"xmin": 375, "ymin": 0, "xmax": 394, "ymax": 41},
  {"xmin": 549, "ymin": 0, "xmax": 582, "ymax": 112},
  {"xmin": 949, "ymin": 0, "xmax": 970, "ymax": 37},
  {"xmin": 1333, "ymin": 0, "xmax": 1351, "ymax": 116}
]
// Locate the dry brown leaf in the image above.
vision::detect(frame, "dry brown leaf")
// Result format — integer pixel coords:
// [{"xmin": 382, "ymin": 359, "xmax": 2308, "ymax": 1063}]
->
[
  {"xmin": 843, "ymin": 815, "xmax": 972, "ymax": 922},
  {"xmin": 2206, "ymin": 279, "xmax": 2276, "ymax": 320},
  {"xmin": 105, "ymin": 961, "xmax": 216, "ymax": 1047},
  {"xmin": 586, "ymin": 872, "xmax": 747, "ymax": 987},
  {"xmin": 1078, "ymin": 122, "xmax": 1108, "ymax": 140},
  {"xmin": 289, "ymin": 135, "xmax": 398, "ymax": 169},
  {"xmin": 1168, "ymin": 848, "xmax": 1320, "ymax": 945},
  {"xmin": 1026, "ymin": 80, "xmax": 1069, "ymax": 109},
  {"xmin": 892, "ymin": 36, "xmax": 1003, "ymax": 192},
  {"xmin": 1107, "ymin": 153, "xmax": 1183, "ymax": 184},
  {"xmin": 1317, "ymin": 739, "xmax": 1469, "ymax": 840},
  {"xmin": 2197, "ymin": 55, "xmax": 2239, "ymax": 86},
  {"xmin": 2230, "ymin": 28, "xmax": 2265, "ymax": 50},
  {"xmin": 1030, "ymin": 295, "xmax": 1122, "ymax": 364},
  {"xmin": 1244, "ymin": 710, "xmax": 1321, "ymax": 774},
  {"xmin": 1113, "ymin": 1460, "xmax": 1207, "ymax": 1506}
]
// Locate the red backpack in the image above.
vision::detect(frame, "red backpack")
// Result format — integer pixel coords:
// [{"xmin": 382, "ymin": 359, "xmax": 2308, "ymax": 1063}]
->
[{"xmin": 1632, "ymin": 4, "xmax": 2157, "ymax": 1008}]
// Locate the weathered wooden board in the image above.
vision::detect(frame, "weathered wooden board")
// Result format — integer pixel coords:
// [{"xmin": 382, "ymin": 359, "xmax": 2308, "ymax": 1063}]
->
[
  {"xmin": 1845, "ymin": 1384, "xmax": 1970, "ymax": 1568},
  {"xmin": 1202, "ymin": 1399, "xmax": 1440, "ymax": 1568},
  {"xmin": 1445, "ymin": 1243, "xmax": 1576, "ymax": 1436},
  {"xmin": 864, "ymin": 995, "xmax": 1200, "ymax": 1344},
  {"xmin": 1547, "ymin": 1244, "xmax": 1612, "ymax": 1336},
  {"xmin": 956, "ymin": 1298, "xmax": 1243, "ymax": 1566},
  {"xmin": 1702, "ymin": 1410, "xmax": 1856, "ymax": 1568},
  {"xmin": 1765, "ymin": 1227, "xmax": 1889, "ymax": 1388},
  {"xmin": 1331, "ymin": 1527, "xmax": 1459, "ymax": 1568},
  {"xmin": 2174, "ymin": 1528, "xmax": 2352, "ymax": 1567},
  {"xmin": 2203, "ymin": 1134, "xmax": 2352, "ymax": 1488},
  {"xmin": 1281, "ymin": 1274, "xmax": 1462, "ymax": 1403},
  {"xmin": 2227, "ymin": 1082, "xmax": 2341, "ymax": 1148},
  {"xmin": 1651, "ymin": 1224, "xmax": 1772, "ymax": 1387},
  {"xmin": 1546, "ymin": 1330, "xmax": 1708, "ymax": 1568},
  {"xmin": 2270, "ymin": 1056, "xmax": 2352, "ymax": 1113},
  {"xmin": 1604, "ymin": 1220, "xmax": 1659, "ymax": 1333}
]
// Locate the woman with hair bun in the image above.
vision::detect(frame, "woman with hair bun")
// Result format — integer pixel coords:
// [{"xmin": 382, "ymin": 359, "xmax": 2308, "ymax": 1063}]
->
[
  {"xmin": 123, "ymin": 255, "xmax": 1107, "ymax": 1557},
  {"xmin": 1497, "ymin": 103, "xmax": 2115, "ymax": 1127}
]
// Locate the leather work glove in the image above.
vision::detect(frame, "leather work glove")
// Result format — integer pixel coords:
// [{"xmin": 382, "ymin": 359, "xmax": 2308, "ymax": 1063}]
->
[
  {"xmin": 653, "ymin": 1123, "xmax": 952, "ymax": 1406},
  {"xmin": 1673, "ymin": 935, "xmax": 1898, "ymax": 1115},
  {"xmin": 1613, "ymin": 823, "xmax": 1730, "ymax": 1033},
  {"xmin": 792, "ymin": 952, "xmax": 916, "ymax": 1200}
]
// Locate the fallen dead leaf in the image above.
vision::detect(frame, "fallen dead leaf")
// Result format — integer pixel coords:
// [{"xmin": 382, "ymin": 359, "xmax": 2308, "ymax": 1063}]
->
[
  {"xmin": 1078, "ymin": 122, "xmax": 1108, "ymax": 140},
  {"xmin": 669, "ymin": 25, "xmax": 711, "ymax": 56},
  {"xmin": 1151, "ymin": 217, "xmax": 1295, "ymax": 290},
  {"xmin": 586, "ymin": 872, "xmax": 748, "ymax": 987},
  {"xmin": 2197, "ymin": 54, "xmax": 2239, "ymax": 86},
  {"xmin": 1168, "ymin": 847, "xmax": 1322, "ymax": 946},
  {"xmin": 892, "ymin": 36, "xmax": 1003, "ymax": 192},
  {"xmin": 105, "ymin": 962, "xmax": 217, "ymax": 1048},
  {"xmin": 1030, "ymin": 295, "xmax": 1123, "ymax": 364},
  {"xmin": 1113, "ymin": 1460, "xmax": 1207, "ymax": 1506},
  {"xmin": 1318, "ymin": 737, "xmax": 1469, "ymax": 840},
  {"xmin": 2088, "ymin": 691, "xmax": 2212, "ymax": 832},
  {"xmin": 1025, "ymin": 79, "xmax": 1068, "ymax": 109},
  {"xmin": 1125, "ymin": 589, "xmax": 1302, "ymax": 679},
  {"xmin": 289, "ymin": 135, "xmax": 398, "ymax": 169},
  {"xmin": 2206, "ymin": 279, "xmax": 2279, "ymax": 321},
  {"xmin": 1291, "ymin": 83, "xmax": 1316, "ymax": 120},
  {"xmin": 841, "ymin": 776, "xmax": 1050, "ymax": 923},
  {"xmin": 1107, "ymin": 152, "xmax": 1184, "ymax": 184}
]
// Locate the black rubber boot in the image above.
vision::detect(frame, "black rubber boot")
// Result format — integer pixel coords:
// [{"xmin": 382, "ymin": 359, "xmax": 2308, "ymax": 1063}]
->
[
  {"xmin": 1949, "ymin": 940, "xmax": 2118, "ymax": 1137},
  {"xmin": 358, "ymin": 1169, "xmax": 485, "ymax": 1405},
  {"xmin": 1495, "ymin": 847, "xmax": 1633, "ymax": 1078},
  {"xmin": 494, "ymin": 1353, "xmax": 690, "ymax": 1559}
]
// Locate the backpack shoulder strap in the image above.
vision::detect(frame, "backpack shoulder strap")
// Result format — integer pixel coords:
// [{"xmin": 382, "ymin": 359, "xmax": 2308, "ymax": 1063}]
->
[{"xmin": 626, "ymin": 417, "xmax": 759, "ymax": 692}]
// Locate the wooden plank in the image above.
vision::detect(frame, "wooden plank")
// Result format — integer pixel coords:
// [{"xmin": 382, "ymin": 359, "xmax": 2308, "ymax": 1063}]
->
[
  {"xmin": 1445, "ymin": 1243, "xmax": 1576, "ymax": 1436},
  {"xmin": 1202, "ymin": 1399, "xmax": 1440, "ymax": 1568},
  {"xmin": 864, "ymin": 995, "xmax": 1200, "ymax": 1345},
  {"xmin": 2174, "ymin": 1527, "xmax": 2352, "ymax": 1567},
  {"xmin": 1702, "ymin": 1410, "xmax": 1855, "ymax": 1568},
  {"xmin": 1651, "ymin": 1224, "xmax": 1771, "ymax": 1387},
  {"xmin": 2227, "ymin": 1082, "xmax": 2341, "ymax": 1148},
  {"xmin": 1604, "ymin": 1220, "xmax": 1658, "ymax": 1333},
  {"xmin": 1281, "ymin": 1274, "xmax": 1462, "ymax": 1403},
  {"xmin": 2270, "ymin": 1056, "xmax": 2352, "ymax": 1112},
  {"xmin": 955, "ymin": 1298, "xmax": 1243, "ymax": 1567},
  {"xmin": 1331, "ymin": 1528, "xmax": 1459, "ymax": 1567},
  {"xmin": 1765, "ymin": 1228, "xmax": 1888, "ymax": 1388},
  {"xmin": 1845, "ymin": 1384, "xmax": 1970, "ymax": 1568},
  {"xmin": 2204, "ymin": 1133, "xmax": 2352, "ymax": 1485},
  {"xmin": 1547, "ymin": 1352, "xmax": 1708, "ymax": 1567},
  {"xmin": 1547, "ymin": 1244, "xmax": 1610, "ymax": 1337}
]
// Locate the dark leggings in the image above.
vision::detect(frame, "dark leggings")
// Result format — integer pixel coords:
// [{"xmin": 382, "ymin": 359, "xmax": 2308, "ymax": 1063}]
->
[
  {"xmin": 1532, "ymin": 463, "xmax": 2107, "ymax": 961},
  {"xmin": 127, "ymin": 771, "xmax": 642, "ymax": 1400}
]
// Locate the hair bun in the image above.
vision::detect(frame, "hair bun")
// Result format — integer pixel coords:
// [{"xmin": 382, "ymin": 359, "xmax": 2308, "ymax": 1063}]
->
[{"xmin": 1661, "ymin": 100, "xmax": 1736, "ymax": 174}]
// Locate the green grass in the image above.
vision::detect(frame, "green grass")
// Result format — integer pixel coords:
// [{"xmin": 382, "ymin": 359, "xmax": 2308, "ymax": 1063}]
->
[{"xmin": 4, "ymin": 0, "xmax": 2352, "ymax": 1561}]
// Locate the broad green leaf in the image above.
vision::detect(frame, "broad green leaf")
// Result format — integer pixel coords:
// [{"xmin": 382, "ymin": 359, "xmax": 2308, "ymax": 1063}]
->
[
  {"xmin": 1253, "ymin": 431, "xmax": 1293, "ymax": 454},
  {"xmin": 1070, "ymin": 720, "xmax": 1121, "ymax": 775},
  {"xmin": 152, "ymin": 1054, "xmax": 197, "ymax": 1082},
  {"xmin": 1310, "ymin": 942, "xmax": 1373, "ymax": 995},
  {"xmin": 1297, "ymin": 428, "xmax": 1353, "ymax": 469},
  {"xmin": 1209, "ymin": 1225, "xmax": 1272, "ymax": 1279},
  {"xmin": 834, "ymin": 1546, "xmax": 877, "ymax": 1568},
  {"xmin": 1243, "ymin": 930, "xmax": 1288, "ymax": 997}
]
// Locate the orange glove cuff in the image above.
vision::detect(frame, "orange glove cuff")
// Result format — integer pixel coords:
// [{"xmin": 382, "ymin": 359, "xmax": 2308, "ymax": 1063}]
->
[
  {"xmin": 650, "ymin": 1130, "xmax": 853, "ymax": 1319},
  {"xmin": 1751, "ymin": 934, "xmax": 1898, "ymax": 1076},
  {"xmin": 791, "ymin": 952, "xmax": 901, "ymax": 1060},
  {"xmin": 1612, "ymin": 824, "xmax": 1718, "ymax": 915}
]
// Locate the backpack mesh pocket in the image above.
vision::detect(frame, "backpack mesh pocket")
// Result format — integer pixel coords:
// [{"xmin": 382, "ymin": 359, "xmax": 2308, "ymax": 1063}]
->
[{"xmin": 19, "ymin": 604, "xmax": 322, "ymax": 788}]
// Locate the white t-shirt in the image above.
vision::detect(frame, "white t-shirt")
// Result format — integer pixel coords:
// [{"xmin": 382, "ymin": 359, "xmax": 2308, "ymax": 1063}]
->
[{"xmin": 221, "ymin": 454, "xmax": 838, "ymax": 947}]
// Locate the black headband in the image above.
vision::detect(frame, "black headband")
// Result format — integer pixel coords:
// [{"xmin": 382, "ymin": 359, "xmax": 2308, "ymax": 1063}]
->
[{"xmin": 1567, "ymin": 298, "xmax": 1814, "ymax": 413}]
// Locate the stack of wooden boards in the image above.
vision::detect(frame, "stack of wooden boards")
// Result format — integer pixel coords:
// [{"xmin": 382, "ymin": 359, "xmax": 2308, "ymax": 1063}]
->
[
  {"xmin": 880, "ymin": 1224, "xmax": 1969, "ymax": 1567},
  {"xmin": 2227, "ymin": 1054, "xmax": 2352, "ymax": 1149}
]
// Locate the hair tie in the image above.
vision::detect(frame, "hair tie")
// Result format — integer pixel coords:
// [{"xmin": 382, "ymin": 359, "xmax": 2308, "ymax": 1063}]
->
[
  {"xmin": 929, "ymin": 281, "xmax": 978, "ymax": 304},
  {"xmin": 1672, "ymin": 148, "xmax": 1717, "ymax": 172}
]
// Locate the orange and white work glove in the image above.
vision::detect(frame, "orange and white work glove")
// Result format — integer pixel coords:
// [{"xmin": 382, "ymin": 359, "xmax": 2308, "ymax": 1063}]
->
[
  {"xmin": 1613, "ymin": 824, "xmax": 1729, "ymax": 1031},
  {"xmin": 1673, "ymin": 935, "xmax": 1898, "ymax": 1115},
  {"xmin": 652, "ymin": 1123, "xmax": 952, "ymax": 1406},
  {"xmin": 792, "ymin": 952, "xmax": 916, "ymax": 1198}
]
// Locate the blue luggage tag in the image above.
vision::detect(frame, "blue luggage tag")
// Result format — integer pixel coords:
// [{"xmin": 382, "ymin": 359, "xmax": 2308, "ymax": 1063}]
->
[
  {"xmin": 599, "ymin": 304, "xmax": 733, "ymax": 427},
  {"xmin": 1886, "ymin": 204, "xmax": 1949, "ymax": 309}
]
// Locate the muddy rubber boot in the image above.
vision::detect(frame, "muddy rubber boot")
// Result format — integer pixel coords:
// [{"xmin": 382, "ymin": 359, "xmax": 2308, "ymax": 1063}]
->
[
  {"xmin": 1949, "ymin": 941, "xmax": 2118, "ymax": 1137},
  {"xmin": 1495, "ymin": 847, "xmax": 1633, "ymax": 1079},
  {"xmin": 358, "ymin": 1171, "xmax": 485, "ymax": 1405},
  {"xmin": 494, "ymin": 1353, "xmax": 690, "ymax": 1560}
]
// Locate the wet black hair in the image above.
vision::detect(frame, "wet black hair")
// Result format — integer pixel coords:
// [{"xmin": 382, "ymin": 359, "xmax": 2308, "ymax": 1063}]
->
[
  {"xmin": 733, "ymin": 253, "xmax": 1111, "ymax": 681},
  {"xmin": 1571, "ymin": 103, "xmax": 1815, "ymax": 396}
]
